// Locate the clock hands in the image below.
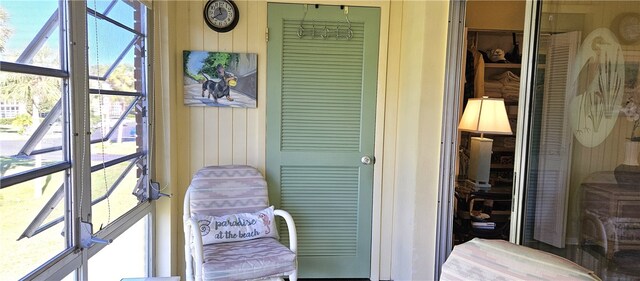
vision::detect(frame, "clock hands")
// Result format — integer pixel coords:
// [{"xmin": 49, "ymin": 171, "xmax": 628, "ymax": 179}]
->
[
  {"xmin": 214, "ymin": 7, "xmax": 224, "ymax": 20},
  {"xmin": 204, "ymin": 0, "xmax": 237, "ymax": 31}
]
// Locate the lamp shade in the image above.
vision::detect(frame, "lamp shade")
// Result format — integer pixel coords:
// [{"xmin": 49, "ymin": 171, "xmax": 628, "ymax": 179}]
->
[{"xmin": 458, "ymin": 97, "xmax": 512, "ymax": 135}]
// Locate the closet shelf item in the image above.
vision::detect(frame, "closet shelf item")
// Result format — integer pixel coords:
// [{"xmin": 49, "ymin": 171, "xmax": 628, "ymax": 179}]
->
[{"xmin": 485, "ymin": 63, "xmax": 521, "ymax": 68}]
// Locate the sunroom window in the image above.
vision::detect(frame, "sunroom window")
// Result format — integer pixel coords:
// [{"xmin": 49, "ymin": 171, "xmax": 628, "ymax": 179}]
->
[
  {"xmin": 0, "ymin": 0, "xmax": 154, "ymax": 279},
  {"xmin": 86, "ymin": 0, "xmax": 149, "ymax": 231}
]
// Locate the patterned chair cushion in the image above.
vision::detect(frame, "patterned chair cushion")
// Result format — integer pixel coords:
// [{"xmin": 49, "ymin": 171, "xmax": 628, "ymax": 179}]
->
[
  {"xmin": 201, "ymin": 237, "xmax": 296, "ymax": 281},
  {"xmin": 189, "ymin": 165, "xmax": 269, "ymax": 217},
  {"xmin": 441, "ymin": 238, "xmax": 599, "ymax": 281}
]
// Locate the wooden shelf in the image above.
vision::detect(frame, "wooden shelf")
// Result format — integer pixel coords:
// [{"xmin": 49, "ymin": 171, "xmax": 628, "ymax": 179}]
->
[{"xmin": 485, "ymin": 63, "xmax": 521, "ymax": 68}]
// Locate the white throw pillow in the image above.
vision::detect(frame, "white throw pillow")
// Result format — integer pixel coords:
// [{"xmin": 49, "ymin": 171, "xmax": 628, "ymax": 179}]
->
[{"xmin": 193, "ymin": 206, "xmax": 279, "ymax": 245}]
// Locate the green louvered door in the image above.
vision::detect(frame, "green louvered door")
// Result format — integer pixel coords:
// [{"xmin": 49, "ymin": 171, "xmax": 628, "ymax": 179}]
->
[{"xmin": 266, "ymin": 3, "xmax": 380, "ymax": 278}]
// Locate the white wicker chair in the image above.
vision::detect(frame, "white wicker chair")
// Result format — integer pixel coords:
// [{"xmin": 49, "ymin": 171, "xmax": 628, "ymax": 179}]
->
[{"xmin": 183, "ymin": 165, "xmax": 297, "ymax": 281}]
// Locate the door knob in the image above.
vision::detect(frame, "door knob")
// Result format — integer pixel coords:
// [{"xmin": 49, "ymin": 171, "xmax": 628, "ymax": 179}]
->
[{"xmin": 361, "ymin": 156, "xmax": 375, "ymax": 165}]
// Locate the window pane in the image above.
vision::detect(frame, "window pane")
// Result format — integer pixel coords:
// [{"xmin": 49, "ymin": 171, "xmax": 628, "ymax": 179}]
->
[
  {"xmin": 88, "ymin": 215, "xmax": 147, "ymax": 279},
  {"xmin": 90, "ymin": 159, "xmax": 142, "ymax": 228},
  {"xmin": 87, "ymin": 14, "xmax": 137, "ymax": 78},
  {"xmin": 522, "ymin": 1, "xmax": 640, "ymax": 279},
  {"xmin": 0, "ymin": 73, "xmax": 65, "ymax": 178},
  {"xmin": 89, "ymin": 0, "xmax": 140, "ymax": 29},
  {"xmin": 0, "ymin": 171, "xmax": 67, "ymax": 280},
  {"xmin": 90, "ymin": 53, "xmax": 139, "ymax": 93},
  {"xmin": 89, "ymin": 95, "xmax": 138, "ymax": 143},
  {"xmin": 91, "ymin": 0, "xmax": 118, "ymax": 16},
  {"xmin": 0, "ymin": 0, "xmax": 62, "ymax": 69},
  {"xmin": 89, "ymin": 96, "xmax": 141, "ymax": 160}
]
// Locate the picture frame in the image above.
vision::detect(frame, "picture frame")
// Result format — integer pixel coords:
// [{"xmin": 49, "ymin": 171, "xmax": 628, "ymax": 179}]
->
[
  {"xmin": 183, "ymin": 51, "xmax": 257, "ymax": 108},
  {"xmin": 624, "ymin": 50, "xmax": 640, "ymax": 96}
]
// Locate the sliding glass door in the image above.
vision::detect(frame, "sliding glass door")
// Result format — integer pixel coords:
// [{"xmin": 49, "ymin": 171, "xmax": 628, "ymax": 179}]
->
[{"xmin": 518, "ymin": 1, "xmax": 640, "ymax": 279}]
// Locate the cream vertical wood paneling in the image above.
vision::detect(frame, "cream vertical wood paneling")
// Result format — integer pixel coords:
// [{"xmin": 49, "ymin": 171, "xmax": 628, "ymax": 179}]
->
[
  {"xmin": 203, "ymin": 2, "xmax": 220, "ymax": 167},
  {"xmin": 174, "ymin": 1, "xmax": 190, "ymax": 278},
  {"xmin": 391, "ymin": 1, "xmax": 429, "ymax": 279},
  {"xmin": 189, "ymin": 0, "xmax": 205, "ymax": 175},
  {"xmin": 613, "ymin": 122, "xmax": 622, "ymax": 165},
  {"xmin": 371, "ymin": 1, "xmax": 391, "ymax": 280},
  {"xmin": 616, "ymin": 120, "xmax": 632, "ymax": 163},
  {"xmin": 604, "ymin": 121, "xmax": 618, "ymax": 165},
  {"xmin": 203, "ymin": 104, "xmax": 221, "ymax": 165},
  {"xmin": 413, "ymin": 1, "xmax": 448, "ymax": 278},
  {"xmin": 154, "ymin": 1, "xmax": 179, "ymax": 276},
  {"xmin": 231, "ymin": 0, "xmax": 248, "ymax": 165},
  {"xmin": 218, "ymin": 30, "xmax": 234, "ymax": 165},
  {"xmin": 159, "ymin": 1, "xmax": 417, "ymax": 279},
  {"xmin": 379, "ymin": 1, "xmax": 402, "ymax": 279},
  {"xmin": 246, "ymin": 0, "xmax": 262, "ymax": 169},
  {"xmin": 255, "ymin": 2, "xmax": 268, "ymax": 172},
  {"xmin": 611, "ymin": 123, "xmax": 623, "ymax": 165},
  {"xmin": 591, "ymin": 138, "xmax": 603, "ymax": 172}
]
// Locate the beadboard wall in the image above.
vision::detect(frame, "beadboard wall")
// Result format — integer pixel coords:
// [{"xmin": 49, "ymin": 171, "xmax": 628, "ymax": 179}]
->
[{"xmin": 152, "ymin": 1, "xmax": 450, "ymax": 280}]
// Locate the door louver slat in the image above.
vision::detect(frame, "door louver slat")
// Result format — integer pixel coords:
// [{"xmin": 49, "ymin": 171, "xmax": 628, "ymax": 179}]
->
[
  {"xmin": 281, "ymin": 20, "xmax": 365, "ymax": 152},
  {"xmin": 278, "ymin": 166, "xmax": 359, "ymax": 256},
  {"xmin": 533, "ymin": 31, "xmax": 580, "ymax": 248}
]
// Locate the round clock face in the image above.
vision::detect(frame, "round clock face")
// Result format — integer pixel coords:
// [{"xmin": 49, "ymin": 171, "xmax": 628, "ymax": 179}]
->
[
  {"xmin": 204, "ymin": 0, "xmax": 239, "ymax": 33},
  {"xmin": 614, "ymin": 13, "xmax": 640, "ymax": 45}
]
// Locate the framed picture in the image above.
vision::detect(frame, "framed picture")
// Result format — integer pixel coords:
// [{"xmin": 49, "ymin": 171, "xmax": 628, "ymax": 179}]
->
[
  {"xmin": 183, "ymin": 51, "xmax": 257, "ymax": 108},
  {"xmin": 624, "ymin": 50, "xmax": 640, "ymax": 95}
]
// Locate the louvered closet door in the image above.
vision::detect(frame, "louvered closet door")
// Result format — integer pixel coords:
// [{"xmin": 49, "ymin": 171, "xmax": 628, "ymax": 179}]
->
[
  {"xmin": 533, "ymin": 31, "xmax": 580, "ymax": 248},
  {"xmin": 266, "ymin": 3, "xmax": 380, "ymax": 278}
]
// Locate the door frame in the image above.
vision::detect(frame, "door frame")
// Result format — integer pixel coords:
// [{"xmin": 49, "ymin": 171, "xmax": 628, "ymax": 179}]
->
[
  {"xmin": 266, "ymin": 1, "xmax": 391, "ymax": 279},
  {"xmin": 510, "ymin": 0, "xmax": 542, "ymax": 246},
  {"xmin": 436, "ymin": 0, "xmax": 540, "ymax": 277},
  {"xmin": 434, "ymin": 0, "xmax": 466, "ymax": 278}
]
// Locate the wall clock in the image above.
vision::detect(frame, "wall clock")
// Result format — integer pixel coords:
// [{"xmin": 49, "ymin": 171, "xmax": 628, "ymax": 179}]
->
[
  {"xmin": 613, "ymin": 13, "xmax": 640, "ymax": 45},
  {"xmin": 203, "ymin": 0, "xmax": 239, "ymax": 33}
]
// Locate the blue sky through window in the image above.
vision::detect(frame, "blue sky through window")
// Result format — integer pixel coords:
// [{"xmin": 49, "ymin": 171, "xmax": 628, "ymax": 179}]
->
[
  {"xmin": 1, "ymin": 1, "xmax": 60, "ymax": 61},
  {"xmin": 1, "ymin": 0, "xmax": 140, "ymax": 67}
]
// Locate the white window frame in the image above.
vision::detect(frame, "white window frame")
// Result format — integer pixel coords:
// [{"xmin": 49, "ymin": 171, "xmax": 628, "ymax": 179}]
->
[
  {"xmin": 0, "ymin": 1, "xmax": 156, "ymax": 280},
  {"xmin": 434, "ymin": 1, "xmax": 467, "ymax": 278},
  {"xmin": 510, "ymin": 0, "xmax": 541, "ymax": 247}
]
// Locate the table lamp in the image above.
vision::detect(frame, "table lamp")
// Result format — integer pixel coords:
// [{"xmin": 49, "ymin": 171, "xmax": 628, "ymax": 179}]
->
[{"xmin": 458, "ymin": 96, "xmax": 513, "ymax": 190}]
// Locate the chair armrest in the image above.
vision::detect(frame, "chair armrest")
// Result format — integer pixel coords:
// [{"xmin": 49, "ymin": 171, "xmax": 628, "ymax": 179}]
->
[
  {"xmin": 187, "ymin": 217, "xmax": 204, "ymax": 262},
  {"xmin": 274, "ymin": 209, "xmax": 297, "ymax": 254},
  {"xmin": 185, "ymin": 217, "xmax": 204, "ymax": 281}
]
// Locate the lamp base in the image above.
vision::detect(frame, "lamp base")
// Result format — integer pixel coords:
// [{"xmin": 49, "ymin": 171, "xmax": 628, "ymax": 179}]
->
[{"xmin": 468, "ymin": 137, "xmax": 493, "ymax": 188}]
